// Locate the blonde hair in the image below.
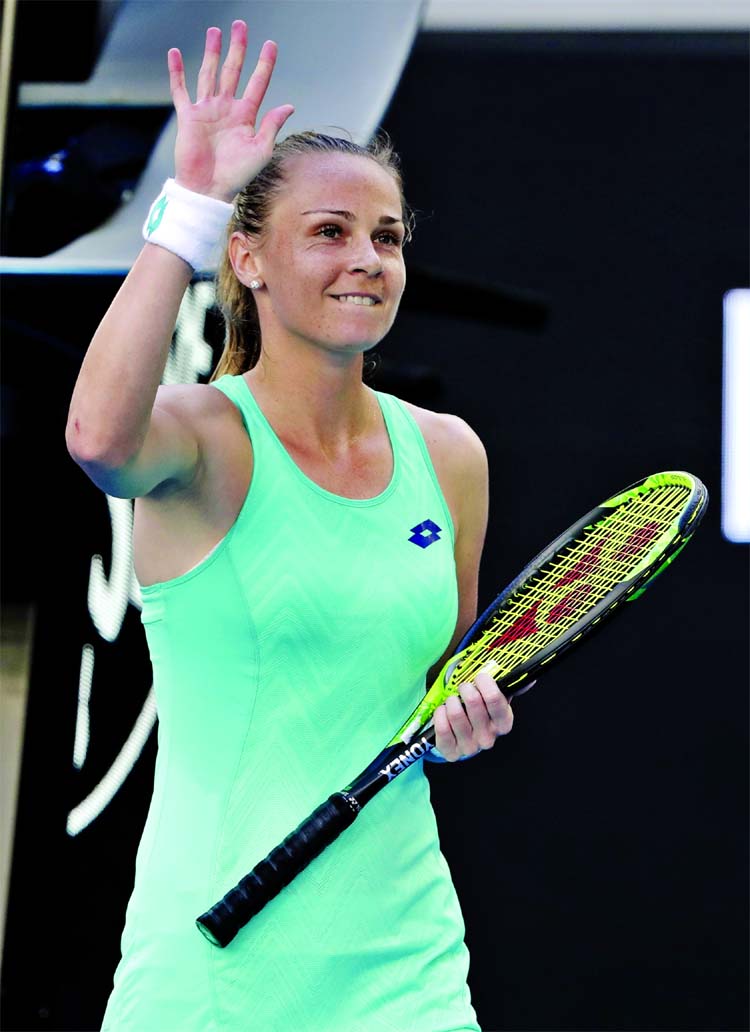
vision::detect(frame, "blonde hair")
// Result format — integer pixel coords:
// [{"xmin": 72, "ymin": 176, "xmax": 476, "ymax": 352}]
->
[{"xmin": 210, "ymin": 130, "xmax": 415, "ymax": 381}]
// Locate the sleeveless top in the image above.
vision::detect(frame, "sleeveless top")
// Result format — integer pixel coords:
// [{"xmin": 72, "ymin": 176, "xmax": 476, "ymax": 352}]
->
[{"xmin": 101, "ymin": 374, "xmax": 480, "ymax": 1032}]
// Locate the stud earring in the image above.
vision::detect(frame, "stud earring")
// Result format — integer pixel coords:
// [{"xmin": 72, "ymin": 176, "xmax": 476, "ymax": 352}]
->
[{"xmin": 249, "ymin": 279, "xmax": 262, "ymax": 290}]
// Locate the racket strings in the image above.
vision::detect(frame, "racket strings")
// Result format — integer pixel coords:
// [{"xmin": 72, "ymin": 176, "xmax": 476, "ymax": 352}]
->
[{"xmin": 447, "ymin": 484, "xmax": 691, "ymax": 688}]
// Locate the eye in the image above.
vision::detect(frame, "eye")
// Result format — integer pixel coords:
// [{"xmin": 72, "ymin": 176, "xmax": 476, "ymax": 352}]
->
[
  {"xmin": 314, "ymin": 224, "xmax": 403, "ymax": 247},
  {"xmin": 316, "ymin": 223, "xmax": 342, "ymax": 239}
]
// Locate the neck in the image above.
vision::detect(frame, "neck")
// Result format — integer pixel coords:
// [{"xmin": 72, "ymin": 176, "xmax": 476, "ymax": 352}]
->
[{"xmin": 244, "ymin": 340, "xmax": 377, "ymax": 451}]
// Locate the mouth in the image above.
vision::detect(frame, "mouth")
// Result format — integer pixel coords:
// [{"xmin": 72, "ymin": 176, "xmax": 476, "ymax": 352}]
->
[{"xmin": 329, "ymin": 294, "xmax": 382, "ymax": 307}]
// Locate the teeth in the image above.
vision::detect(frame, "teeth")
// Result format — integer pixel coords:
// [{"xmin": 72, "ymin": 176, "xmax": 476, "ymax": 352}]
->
[{"xmin": 336, "ymin": 295, "xmax": 377, "ymax": 306}]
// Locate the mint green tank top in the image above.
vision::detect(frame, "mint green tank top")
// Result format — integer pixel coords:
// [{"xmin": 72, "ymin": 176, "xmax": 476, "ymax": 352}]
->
[{"xmin": 102, "ymin": 374, "xmax": 480, "ymax": 1032}]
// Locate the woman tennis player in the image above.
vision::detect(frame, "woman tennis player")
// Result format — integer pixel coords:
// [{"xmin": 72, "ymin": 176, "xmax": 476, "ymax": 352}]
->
[{"xmin": 66, "ymin": 21, "xmax": 514, "ymax": 1031}]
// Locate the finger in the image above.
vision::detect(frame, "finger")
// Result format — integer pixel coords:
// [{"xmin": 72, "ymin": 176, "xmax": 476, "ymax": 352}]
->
[
  {"xmin": 457, "ymin": 682, "xmax": 498, "ymax": 750},
  {"xmin": 242, "ymin": 39, "xmax": 279, "ymax": 115},
  {"xmin": 254, "ymin": 104, "xmax": 296, "ymax": 152},
  {"xmin": 433, "ymin": 704, "xmax": 460, "ymax": 761},
  {"xmin": 473, "ymin": 670, "xmax": 514, "ymax": 735},
  {"xmin": 444, "ymin": 694, "xmax": 475, "ymax": 756},
  {"xmin": 196, "ymin": 26, "xmax": 222, "ymax": 102},
  {"xmin": 218, "ymin": 19, "xmax": 248, "ymax": 97},
  {"xmin": 168, "ymin": 47, "xmax": 191, "ymax": 111}
]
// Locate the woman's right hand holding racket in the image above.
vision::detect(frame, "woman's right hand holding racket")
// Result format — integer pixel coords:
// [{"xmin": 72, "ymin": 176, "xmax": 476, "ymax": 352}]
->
[{"xmin": 169, "ymin": 19, "xmax": 295, "ymax": 201}]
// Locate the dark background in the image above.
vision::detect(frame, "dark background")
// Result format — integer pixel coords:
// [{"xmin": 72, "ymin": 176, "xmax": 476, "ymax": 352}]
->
[{"xmin": 1, "ymin": 8, "xmax": 748, "ymax": 1031}]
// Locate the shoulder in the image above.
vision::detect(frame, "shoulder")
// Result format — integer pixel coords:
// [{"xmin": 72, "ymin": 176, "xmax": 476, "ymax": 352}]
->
[
  {"xmin": 139, "ymin": 380, "xmax": 252, "ymax": 508},
  {"xmin": 399, "ymin": 398, "xmax": 488, "ymax": 483},
  {"xmin": 154, "ymin": 380, "xmax": 234, "ymax": 415},
  {"xmin": 154, "ymin": 380, "xmax": 244, "ymax": 435},
  {"xmin": 151, "ymin": 381, "xmax": 250, "ymax": 490}
]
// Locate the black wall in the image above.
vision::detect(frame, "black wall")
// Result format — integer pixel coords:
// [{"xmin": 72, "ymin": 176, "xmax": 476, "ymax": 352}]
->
[
  {"xmin": 2, "ymin": 29, "xmax": 748, "ymax": 1032},
  {"xmin": 377, "ymin": 32, "xmax": 749, "ymax": 1032}
]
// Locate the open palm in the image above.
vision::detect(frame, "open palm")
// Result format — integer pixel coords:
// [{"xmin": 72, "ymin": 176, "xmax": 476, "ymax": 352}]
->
[{"xmin": 169, "ymin": 20, "xmax": 294, "ymax": 202}]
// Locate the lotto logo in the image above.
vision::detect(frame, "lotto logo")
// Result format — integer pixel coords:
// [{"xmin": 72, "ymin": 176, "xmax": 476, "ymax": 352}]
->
[{"xmin": 408, "ymin": 519, "xmax": 442, "ymax": 548}]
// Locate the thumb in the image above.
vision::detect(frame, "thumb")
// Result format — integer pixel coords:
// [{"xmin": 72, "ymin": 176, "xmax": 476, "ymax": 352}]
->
[
  {"xmin": 507, "ymin": 678, "xmax": 536, "ymax": 702},
  {"xmin": 255, "ymin": 104, "xmax": 295, "ymax": 150}
]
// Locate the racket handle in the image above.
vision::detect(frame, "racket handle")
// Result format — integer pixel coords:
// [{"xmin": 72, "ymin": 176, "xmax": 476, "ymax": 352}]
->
[{"xmin": 196, "ymin": 791, "xmax": 361, "ymax": 948}]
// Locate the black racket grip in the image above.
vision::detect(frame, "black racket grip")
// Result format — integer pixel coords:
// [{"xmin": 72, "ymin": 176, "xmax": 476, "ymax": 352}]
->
[{"xmin": 196, "ymin": 791, "xmax": 360, "ymax": 947}]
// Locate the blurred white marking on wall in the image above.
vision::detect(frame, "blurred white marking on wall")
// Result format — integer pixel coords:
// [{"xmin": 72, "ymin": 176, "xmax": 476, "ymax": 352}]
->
[
  {"xmin": 73, "ymin": 644, "xmax": 95, "ymax": 770},
  {"xmin": 722, "ymin": 288, "xmax": 750, "ymax": 542}
]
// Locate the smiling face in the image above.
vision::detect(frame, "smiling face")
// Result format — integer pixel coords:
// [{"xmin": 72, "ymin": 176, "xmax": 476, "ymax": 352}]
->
[{"xmin": 232, "ymin": 152, "xmax": 407, "ymax": 360}]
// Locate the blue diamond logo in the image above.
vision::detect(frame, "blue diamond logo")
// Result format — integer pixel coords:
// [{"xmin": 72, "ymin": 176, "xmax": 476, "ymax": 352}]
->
[{"xmin": 408, "ymin": 519, "xmax": 443, "ymax": 549}]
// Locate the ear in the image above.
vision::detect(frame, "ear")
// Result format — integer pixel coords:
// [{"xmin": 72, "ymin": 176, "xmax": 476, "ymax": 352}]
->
[{"xmin": 228, "ymin": 231, "xmax": 263, "ymax": 288}]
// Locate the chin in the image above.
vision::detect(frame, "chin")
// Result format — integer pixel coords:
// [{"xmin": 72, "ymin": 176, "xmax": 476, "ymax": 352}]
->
[
  {"xmin": 329, "ymin": 340, "xmax": 380, "ymax": 357},
  {"xmin": 317, "ymin": 329, "xmax": 386, "ymax": 353}
]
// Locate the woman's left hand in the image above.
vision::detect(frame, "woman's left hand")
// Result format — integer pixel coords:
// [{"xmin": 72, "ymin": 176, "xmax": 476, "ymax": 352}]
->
[{"xmin": 432, "ymin": 666, "xmax": 514, "ymax": 762}]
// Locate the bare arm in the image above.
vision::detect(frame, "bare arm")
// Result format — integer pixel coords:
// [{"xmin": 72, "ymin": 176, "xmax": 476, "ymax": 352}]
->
[
  {"xmin": 420, "ymin": 413, "xmax": 514, "ymax": 760},
  {"xmin": 65, "ymin": 246, "xmax": 196, "ymax": 496},
  {"xmin": 65, "ymin": 21, "xmax": 294, "ymax": 498},
  {"xmin": 424, "ymin": 414, "xmax": 489, "ymax": 687}
]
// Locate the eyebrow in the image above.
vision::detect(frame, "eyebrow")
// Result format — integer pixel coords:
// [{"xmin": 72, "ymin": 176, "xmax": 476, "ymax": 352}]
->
[{"xmin": 301, "ymin": 208, "xmax": 404, "ymax": 227}]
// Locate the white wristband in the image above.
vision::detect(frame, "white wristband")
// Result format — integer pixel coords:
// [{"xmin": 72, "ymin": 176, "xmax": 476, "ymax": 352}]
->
[{"xmin": 142, "ymin": 178, "xmax": 234, "ymax": 272}]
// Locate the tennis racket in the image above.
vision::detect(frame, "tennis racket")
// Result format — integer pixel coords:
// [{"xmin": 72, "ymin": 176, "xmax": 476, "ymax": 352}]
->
[{"xmin": 197, "ymin": 470, "xmax": 707, "ymax": 947}]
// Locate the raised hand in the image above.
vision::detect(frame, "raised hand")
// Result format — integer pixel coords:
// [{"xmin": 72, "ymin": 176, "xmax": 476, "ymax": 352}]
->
[{"xmin": 168, "ymin": 20, "xmax": 295, "ymax": 202}]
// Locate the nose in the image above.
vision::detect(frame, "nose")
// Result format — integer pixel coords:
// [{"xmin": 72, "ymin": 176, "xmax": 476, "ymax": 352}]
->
[{"xmin": 348, "ymin": 234, "xmax": 383, "ymax": 277}]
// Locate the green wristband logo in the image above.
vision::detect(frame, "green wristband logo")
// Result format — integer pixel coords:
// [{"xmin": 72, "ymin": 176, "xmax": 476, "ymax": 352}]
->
[{"xmin": 146, "ymin": 195, "xmax": 168, "ymax": 236}]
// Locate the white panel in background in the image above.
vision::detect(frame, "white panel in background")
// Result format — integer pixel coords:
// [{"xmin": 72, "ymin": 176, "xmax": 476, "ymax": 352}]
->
[
  {"xmin": 423, "ymin": 0, "xmax": 750, "ymax": 30},
  {"xmin": 722, "ymin": 288, "xmax": 750, "ymax": 543}
]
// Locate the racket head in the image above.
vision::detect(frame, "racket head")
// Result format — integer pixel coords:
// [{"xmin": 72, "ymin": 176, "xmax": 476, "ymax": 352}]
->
[{"xmin": 392, "ymin": 470, "xmax": 708, "ymax": 744}]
